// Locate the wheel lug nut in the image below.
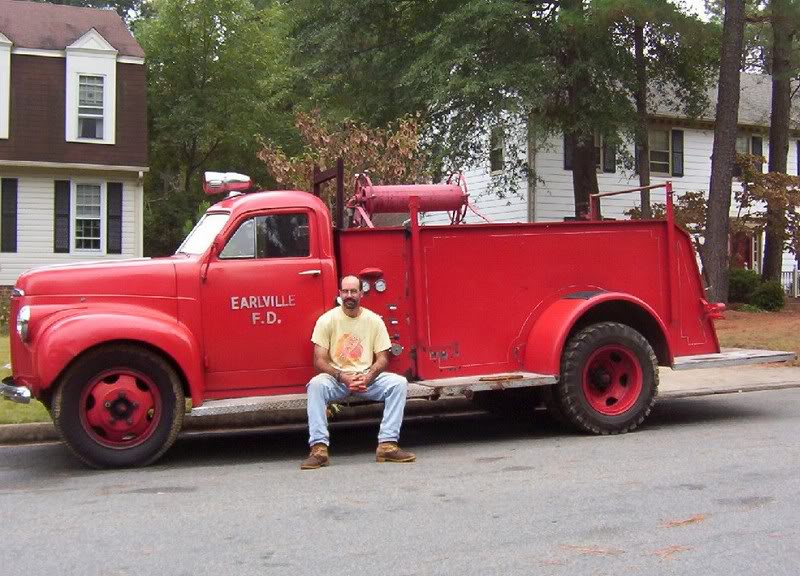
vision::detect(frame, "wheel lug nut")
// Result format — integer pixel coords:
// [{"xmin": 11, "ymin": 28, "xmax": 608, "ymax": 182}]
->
[
  {"xmin": 126, "ymin": 418, "xmax": 133, "ymax": 425},
  {"xmin": 132, "ymin": 402, "xmax": 139, "ymax": 408},
  {"xmin": 104, "ymin": 402, "xmax": 111, "ymax": 408}
]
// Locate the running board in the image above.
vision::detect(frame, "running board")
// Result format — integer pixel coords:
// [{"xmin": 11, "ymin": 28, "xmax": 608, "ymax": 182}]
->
[
  {"xmin": 187, "ymin": 372, "xmax": 558, "ymax": 419},
  {"xmin": 672, "ymin": 348, "xmax": 796, "ymax": 371},
  {"xmin": 188, "ymin": 383, "xmax": 436, "ymax": 419},
  {"xmin": 416, "ymin": 371, "xmax": 558, "ymax": 397}
]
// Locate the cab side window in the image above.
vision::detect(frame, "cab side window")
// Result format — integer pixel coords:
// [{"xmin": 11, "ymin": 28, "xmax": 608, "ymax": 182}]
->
[{"xmin": 220, "ymin": 213, "xmax": 309, "ymax": 260}]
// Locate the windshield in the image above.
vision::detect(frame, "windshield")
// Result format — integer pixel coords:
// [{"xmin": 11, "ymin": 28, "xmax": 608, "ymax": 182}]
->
[{"xmin": 176, "ymin": 212, "xmax": 230, "ymax": 255}]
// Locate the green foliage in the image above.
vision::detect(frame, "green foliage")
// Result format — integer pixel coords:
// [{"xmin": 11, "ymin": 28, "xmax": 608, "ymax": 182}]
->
[
  {"xmin": 737, "ymin": 303, "xmax": 766, "ymax": 313},
  {"xmin": 728, "ymin": 267, "xmax": 762, "ymax": 302},
  {"xmin": 283, "ymin": 0, "xmax": 717, "ymax": 196},
  {"xmin": 0, "ymin": 287, "xmax": 10, "ymax": 332},
  {"xmin": 750, "ymin": 280, "xmax": 786, "ymax": 311},
  {"xmin": 136, "ymin": 0, "xmax": 294, "ymax": 255}
]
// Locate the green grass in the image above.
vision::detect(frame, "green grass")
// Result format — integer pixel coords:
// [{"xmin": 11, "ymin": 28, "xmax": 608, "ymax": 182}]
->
[{"xmin": 0, "ymin": 336, "xmax": 51, "ymax": 425}]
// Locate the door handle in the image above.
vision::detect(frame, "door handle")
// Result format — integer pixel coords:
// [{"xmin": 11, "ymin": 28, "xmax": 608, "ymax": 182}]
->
[{"xmin": 298, "ymin": 269, "xmax": 322, "ymax": 276}]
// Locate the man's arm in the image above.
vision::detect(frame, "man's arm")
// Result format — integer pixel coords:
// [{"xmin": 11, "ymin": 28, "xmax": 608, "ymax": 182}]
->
[{"xmin": 360, "ymin": 350, "xmax": 390, "ymax": 386}]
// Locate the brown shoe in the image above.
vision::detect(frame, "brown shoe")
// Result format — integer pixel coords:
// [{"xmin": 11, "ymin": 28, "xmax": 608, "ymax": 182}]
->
[
  {"xmin": 376, "ymin": 442, "xmax": 416, "ymax": 463},
  {"xmin": 300, "ymin": 443, "xmax": 330, "ymax": 470}
]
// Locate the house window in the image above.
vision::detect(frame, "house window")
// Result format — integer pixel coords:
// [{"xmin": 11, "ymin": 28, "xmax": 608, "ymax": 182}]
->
[
  {"xmin": 78, "ymin": 75, "xmax": 104, "ymax": 140},
  {"xmin": 734, "ymin": 134, "xmax": 763, "ymax": 175},
  {"xmin": 649, "ymin": 129, "xmax": 671, "ymax": 174},
  {"xmin": 564, "ymin": 133, "xmax": 616, "ymax": 173},
  {"xmin": 490, "ymin": 127, "xmax": 504, "ymax": 173},
  {"xmin": 74, "ymin": 183, "xmax": 103, "ymax": 250},
  {"xmin": 648, "ymin": 128, "xmax": 684, "ymax": 176}
]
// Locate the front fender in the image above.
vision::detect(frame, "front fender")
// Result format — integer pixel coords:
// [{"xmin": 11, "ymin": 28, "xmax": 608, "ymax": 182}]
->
[
  {"xmin": 523, "ymin": 292, "xmax": 671, "ymax": 375},
  {"xmin": 35, "ymin": 310, "xmax": 205, "ymax": 406}
]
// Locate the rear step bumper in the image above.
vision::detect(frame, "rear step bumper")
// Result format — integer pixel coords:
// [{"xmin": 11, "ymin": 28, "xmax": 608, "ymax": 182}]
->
[{"xmin": 672, "ymin": 348, "xmax": 796, "ymax": 370}]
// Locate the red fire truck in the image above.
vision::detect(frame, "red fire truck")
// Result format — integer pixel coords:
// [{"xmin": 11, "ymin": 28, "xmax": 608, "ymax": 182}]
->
[{"xmin": 1, "ymin": 171, "xmax": 793, "ymax": 468}]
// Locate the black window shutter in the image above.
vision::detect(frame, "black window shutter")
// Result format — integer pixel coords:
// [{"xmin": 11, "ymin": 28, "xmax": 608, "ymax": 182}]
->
[
  {"xmin": 563, "ymin": 133, "xmax": 573, "ymax": 171},
  {"xmin": 1, "ymin": 179, "xmax": 18, "ymax": 253},
  {"xmin": 107, "ymin": 182, "xmax": 123, "ymax": 254},
  {"xmin": 751, "ymin": 136, "xmax": 763, "ymax": 173},
  {"xmin": 602, "ymin": 141, "xmax": 616, "ymax": 173},
  {"xmin": 54, "ymin": 180, "xmax": 71, "ymax": 253},
  {"xmin": 671, "ymin": 130, "xmax": 684, "ymax": 177}
]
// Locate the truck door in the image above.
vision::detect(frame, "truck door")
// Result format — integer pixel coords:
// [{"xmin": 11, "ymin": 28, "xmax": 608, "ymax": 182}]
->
[{"xmin": 201, "ymin": 209, "xmax": 328, "ymax": 393}]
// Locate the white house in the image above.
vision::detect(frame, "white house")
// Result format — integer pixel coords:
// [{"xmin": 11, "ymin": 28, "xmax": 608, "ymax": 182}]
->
[{"xmin": 427, "ymin": 73, "xmax": 799, "ymax": 277}]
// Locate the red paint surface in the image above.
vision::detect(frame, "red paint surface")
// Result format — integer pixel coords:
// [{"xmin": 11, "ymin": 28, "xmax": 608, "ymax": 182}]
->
[{"xmin": 11, "ymin": 188, "xmax": 720, "ymax": 406}]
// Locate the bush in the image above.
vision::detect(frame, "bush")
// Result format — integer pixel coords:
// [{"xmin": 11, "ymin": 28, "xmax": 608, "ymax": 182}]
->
[
  {"xmin": 728, "ymin": 268, "xmax": 761, "ymax": 303},
  {"xmin": 0, "ymin": 286, "xmax": 11, "ymax": 332},
  {"xmin": 750, "ymin": 280, "xmax": 786, "ymax": 311}
]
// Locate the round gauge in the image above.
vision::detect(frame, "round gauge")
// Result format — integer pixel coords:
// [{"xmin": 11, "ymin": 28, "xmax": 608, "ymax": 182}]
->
[
  {"xmin": 374, "ymin": 279, "xmax": 387, "ymax": 292},
  {"xmin": 361, "ymin": 279, "xmax": 371, "ymax": 293}
]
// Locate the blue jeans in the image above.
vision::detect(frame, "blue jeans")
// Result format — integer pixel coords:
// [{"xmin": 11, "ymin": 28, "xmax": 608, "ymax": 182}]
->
[{"xmin": 306, "ymin": 372, "xmax": 409, "ymax": 447}]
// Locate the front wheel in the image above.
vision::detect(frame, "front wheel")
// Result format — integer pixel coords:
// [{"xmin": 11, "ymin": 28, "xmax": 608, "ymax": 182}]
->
[
  {"xmin": 555, "ymin": 322, "xmax": 658, "ymax": 434},
  {"xmin": 52, "ymin": 345, "xmax": 184, "ymax": 468}
]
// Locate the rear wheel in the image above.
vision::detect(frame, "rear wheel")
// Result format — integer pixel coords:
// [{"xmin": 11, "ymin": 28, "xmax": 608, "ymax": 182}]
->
[
  {"xmin": 555, "ymin": 322, "xmax": 657, "ymax": 434},
  {"xmin": 52, "ymin": 345, "xmax": 184, "ymax": 468}
]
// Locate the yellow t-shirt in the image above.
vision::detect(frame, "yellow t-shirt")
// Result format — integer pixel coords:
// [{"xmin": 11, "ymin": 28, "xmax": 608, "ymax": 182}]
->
[{"xmin": 311, "ymin": 306, "xmax": 391, "ymax": 373}]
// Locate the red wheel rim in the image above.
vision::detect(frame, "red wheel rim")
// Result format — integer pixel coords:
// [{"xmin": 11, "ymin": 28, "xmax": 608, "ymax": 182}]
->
[
  {"xmin": 581, "ymin": 345, "xmax": 643, "ymax": 416},
  {"xmin": 79, "ymin": 369, "xmax": 161, "ymax": 449}
]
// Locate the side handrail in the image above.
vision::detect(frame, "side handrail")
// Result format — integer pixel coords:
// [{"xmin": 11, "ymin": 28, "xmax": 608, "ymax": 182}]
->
[{"xmin": 590, "ymin": 181, "xmax": 679, "ymax": 328}]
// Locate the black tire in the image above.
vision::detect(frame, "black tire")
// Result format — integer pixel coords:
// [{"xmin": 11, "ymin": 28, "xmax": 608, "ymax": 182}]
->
[
  {"xmin": 555, "ymin": 322, "xmax": 658, "ymax": 434},
  {"xmin": 538, "ymin": 385, "xmax": 568, "ymax": 427},
  {"xmin": 51, "ymin": 345, "xmax": 184, "ymax": 469}
]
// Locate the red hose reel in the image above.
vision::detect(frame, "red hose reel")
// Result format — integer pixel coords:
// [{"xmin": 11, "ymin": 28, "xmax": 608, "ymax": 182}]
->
[{"xmin": 347, "ymin": 172, "xmax": 488, "ymax": 227}]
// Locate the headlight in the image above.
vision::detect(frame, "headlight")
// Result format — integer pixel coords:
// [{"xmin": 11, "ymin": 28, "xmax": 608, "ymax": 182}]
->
[{"xmin": 16, "ymin": 305, "xmax": 30, "ymax": 342}]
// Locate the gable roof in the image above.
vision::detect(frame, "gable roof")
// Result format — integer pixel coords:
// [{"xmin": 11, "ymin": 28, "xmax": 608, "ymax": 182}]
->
[
  {"xmin": 0, "ymin": 0, "xmax": 144, "ymax": 58},
  {"xmin": 652, "ymin": 73, "xmax": 799, "ymax": 131}
]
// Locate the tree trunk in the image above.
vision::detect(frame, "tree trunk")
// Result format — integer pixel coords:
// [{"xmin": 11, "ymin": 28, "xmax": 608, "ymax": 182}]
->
[
  {"xmin": 762, "ymin": 0, "xmax": 793, "ymax": 281},
  {"xmin": 573, "ymin": 135, "xmax": 599, "ymax": 217},
  {"xmin": 562, "ymin": 0, "xmax": 600, "ymax": 218},
  {"xmin": 634, "ymin": 23, "xmax": 652, "ymax": 218},
  {"xmin": 705, "ymin": 0, "xmax": 746, "ymax": 303}
]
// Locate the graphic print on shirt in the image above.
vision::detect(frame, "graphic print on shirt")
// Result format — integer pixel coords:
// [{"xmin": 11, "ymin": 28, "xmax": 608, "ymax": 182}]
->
[{"xmin": 334, "ymin": 333, "xmax": 364, "ymax": 365}]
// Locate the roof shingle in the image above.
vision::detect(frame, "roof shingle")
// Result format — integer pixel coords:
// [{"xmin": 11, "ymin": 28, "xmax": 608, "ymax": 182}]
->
[{"xmin": 0, "ymin": 0, "xmax": 144, "ymax": 58}]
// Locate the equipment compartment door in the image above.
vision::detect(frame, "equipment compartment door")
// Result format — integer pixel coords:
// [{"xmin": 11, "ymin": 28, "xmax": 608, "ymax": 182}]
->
[{"xmin": 201, "ymin": 209, "xmax": 328, "ymax": 392}]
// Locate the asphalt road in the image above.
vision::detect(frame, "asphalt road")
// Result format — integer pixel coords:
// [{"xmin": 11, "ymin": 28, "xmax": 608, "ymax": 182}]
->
[{"xmin": 1, "ymin": 389, "xmax": 799, "ymax": 576}]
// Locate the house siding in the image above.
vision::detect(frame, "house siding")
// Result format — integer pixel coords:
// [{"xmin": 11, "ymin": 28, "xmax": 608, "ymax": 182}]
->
[
  {"xmin": 0, "ymin": 168, "xmax": 141, "ymax": 286},
  {"xmin": 0, "ymin": 56, "xmax": 147, "ymax": 167},
  {"xmin": 427, "ymin": 124, "xmax": 798, "ymax": 273}
]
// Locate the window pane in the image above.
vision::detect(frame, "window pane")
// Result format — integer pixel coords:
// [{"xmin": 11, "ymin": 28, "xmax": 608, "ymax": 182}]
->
[
  {"xmin": 256, "ymin": 213, "xmax": 309, "ymax": 258},
  {"xmin": 490, "ymin": 127, "xmax": 504, "ymax": 172},
  {"xmin": 79, "ymin": 76, "xmax": 104, "ymax": 107},
  {"xmin": 79, "ymin": 117, "xmax": 103, "ymax": 139},
  {"xmin": 736, "ymin": 135, "xmax": 749, "ymax": 154},
  {"xmin": 220, "ymin": 218, "xmax": 256, "ymax": 259},
  {"xmin": 649, "ymin": 129, "xmax": 669, "ymax": 152}
]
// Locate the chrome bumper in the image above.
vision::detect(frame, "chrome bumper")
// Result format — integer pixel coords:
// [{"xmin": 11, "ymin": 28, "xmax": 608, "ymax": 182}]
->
[{"xmin": 1, "ymin": 376, "xmax": 31, "ymax": 404}]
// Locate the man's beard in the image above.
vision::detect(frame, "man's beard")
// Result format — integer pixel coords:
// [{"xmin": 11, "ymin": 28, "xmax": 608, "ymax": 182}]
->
[{"xmin": 343, "ymin": 298, "xmax": 358, "ymax": 309}]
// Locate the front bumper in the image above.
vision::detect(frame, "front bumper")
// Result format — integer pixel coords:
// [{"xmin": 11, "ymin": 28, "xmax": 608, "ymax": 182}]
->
[{"xmin": 1, "ymin": 376, "xmax": 31, "ymax": 404}]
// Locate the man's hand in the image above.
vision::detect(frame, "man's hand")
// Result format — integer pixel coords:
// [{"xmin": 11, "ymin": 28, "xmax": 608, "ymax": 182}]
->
[{"xmin": 342, "ymin": 372, "xmax": 368, "ymax": 393}]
